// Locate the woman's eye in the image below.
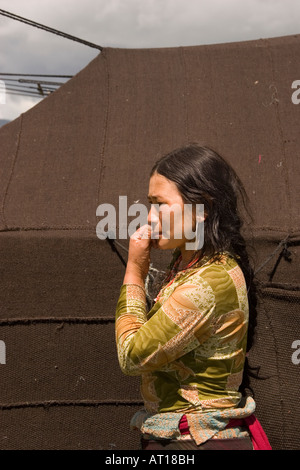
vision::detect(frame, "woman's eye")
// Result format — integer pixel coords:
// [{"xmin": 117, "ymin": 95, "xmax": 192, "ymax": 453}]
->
[
  {"xmin": 149, "ymin": 202, "xmax": 165, "ymax": 208},
  {"xmin": 157, "ymin": 202, "xmax": 167, "ymax": 207}
]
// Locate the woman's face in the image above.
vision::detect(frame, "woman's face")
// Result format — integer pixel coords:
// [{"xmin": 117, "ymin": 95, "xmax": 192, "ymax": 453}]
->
[{"xmin": 147, "ymin": 172, "xmax": 196, "ymax": 251}]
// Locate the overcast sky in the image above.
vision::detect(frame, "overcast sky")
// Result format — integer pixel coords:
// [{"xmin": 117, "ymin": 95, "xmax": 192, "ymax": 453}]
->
[{"xmin": 1, "ymin": 0, "xmax": 300, "ymax": 122}]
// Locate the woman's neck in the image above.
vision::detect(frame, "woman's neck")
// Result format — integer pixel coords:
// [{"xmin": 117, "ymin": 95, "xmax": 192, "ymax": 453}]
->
[{"xmin": 179, "ymin": 248, "xmax": 200, "ymax": 270}]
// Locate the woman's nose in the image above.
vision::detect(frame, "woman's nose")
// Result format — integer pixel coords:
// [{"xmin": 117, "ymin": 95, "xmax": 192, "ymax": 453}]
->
[{"xmin": 147, "ymin": 205, "xmax": 159, "ymax": 225}]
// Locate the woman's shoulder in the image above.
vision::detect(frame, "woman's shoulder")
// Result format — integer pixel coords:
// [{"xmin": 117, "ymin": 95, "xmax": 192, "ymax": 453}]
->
[
  {"xmin": 191, "ymin": 251, "xmax": 239, "ymax": 275},
  {"xmin": 156, "ymin": 251, "xmax": 244, "ymax": 304},
  {"xmin": 185, "ymin": 251, "xmax": 245, "ymax": 291}
]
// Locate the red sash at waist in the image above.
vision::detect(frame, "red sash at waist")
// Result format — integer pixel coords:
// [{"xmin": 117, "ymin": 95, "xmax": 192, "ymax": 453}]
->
[{"xmin": 179, "ymin": 414, "xmax": 272, "ymax": 450}]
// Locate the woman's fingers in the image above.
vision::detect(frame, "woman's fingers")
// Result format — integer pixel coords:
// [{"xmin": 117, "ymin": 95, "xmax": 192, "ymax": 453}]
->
[
  {"xmin": 126, "ymin": 225, "xmax": 153, "ymax": 279},
  {"xmin": 131, "ymin": 224, "xmax": 152, "ymax": 241}
]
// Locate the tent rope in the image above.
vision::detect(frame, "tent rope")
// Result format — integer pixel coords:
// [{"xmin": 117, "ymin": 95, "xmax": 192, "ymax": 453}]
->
[
  {"xmin": 254, "ymin": 234, "xmax": 292, "ymax": 276},
  {"xmin": 0, "ymin": 9, "xmax": 103, "ymax": 51},
  {"xmin": 105, "ymin": 236, "xmax": 127, "ymax": 267},
  {"xmin": 268, "ymin": 240, "xmax": 292, "ymax": 282}
]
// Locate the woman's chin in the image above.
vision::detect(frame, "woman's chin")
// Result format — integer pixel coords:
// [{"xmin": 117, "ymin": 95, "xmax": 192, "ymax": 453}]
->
[{"xmin": 152, "ymin": 237, "xmax": 176, "ymax": 250}]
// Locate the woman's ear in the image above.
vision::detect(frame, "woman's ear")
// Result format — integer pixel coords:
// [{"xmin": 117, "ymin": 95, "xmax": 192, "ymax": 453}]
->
[{"xmin": 191, "ymin": 203, "xmax": 206, "ymax": 231}]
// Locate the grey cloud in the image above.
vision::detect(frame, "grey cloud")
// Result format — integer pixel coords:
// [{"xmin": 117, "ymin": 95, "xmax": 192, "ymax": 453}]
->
[{"xmin": 0, "ymin": 0, "xmax": 300, "ymax": 121}]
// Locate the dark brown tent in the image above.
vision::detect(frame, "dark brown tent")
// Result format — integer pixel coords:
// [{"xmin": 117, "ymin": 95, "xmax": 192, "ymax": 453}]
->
[{"xmin": 0, "ymin": 33, "xmax": 299, "ymax": 450}]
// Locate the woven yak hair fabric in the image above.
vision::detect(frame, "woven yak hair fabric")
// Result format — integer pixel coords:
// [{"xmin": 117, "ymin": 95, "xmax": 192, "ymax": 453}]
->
[{"xmin": 0, "ymin": 33, "xmax": 299, "ymax": 450}]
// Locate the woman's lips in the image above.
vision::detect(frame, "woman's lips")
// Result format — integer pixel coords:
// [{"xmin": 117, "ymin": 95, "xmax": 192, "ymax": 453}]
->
[{"xmin": 151, "ymin": 230, "xmax": 167, "ymax": 239}]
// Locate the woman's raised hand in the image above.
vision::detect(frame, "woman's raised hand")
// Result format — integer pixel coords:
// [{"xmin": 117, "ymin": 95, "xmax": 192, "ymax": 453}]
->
[{"xmin": 123, "ymin": 224, "xmax": 153, "ymax": 284}]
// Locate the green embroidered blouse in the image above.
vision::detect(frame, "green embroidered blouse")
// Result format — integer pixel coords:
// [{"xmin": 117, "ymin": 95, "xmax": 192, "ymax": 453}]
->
[{"xmin": 115, "ymin": 251, "xmax": 249, "ymax": 420}]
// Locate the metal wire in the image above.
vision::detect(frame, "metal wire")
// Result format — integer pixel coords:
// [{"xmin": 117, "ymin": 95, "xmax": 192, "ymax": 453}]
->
[
  {"xmin": 0, "ymin": 9, "xmax": 103, "ymax": 51},
  {"xmin": 0, "ymin": 74, "xmax": 73, "ymax": 100}
]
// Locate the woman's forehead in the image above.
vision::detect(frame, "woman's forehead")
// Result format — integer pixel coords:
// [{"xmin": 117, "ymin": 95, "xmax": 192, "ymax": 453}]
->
[{"xmin": 148, "ymin": 173, "xmax": 180, "ymax": 200}]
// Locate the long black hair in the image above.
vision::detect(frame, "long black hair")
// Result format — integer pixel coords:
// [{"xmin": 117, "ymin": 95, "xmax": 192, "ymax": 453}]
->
[{"xmin": 150, "ymin": 143, "xmax": 258, "ymax": 396}]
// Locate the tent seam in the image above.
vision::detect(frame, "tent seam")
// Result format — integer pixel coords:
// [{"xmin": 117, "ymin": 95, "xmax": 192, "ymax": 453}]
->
[
  {"xmin": 0, "ymin": 399, "xmax": 143, "ymax": 410},
  {"xmin": 263, "ymin": 38, "xmax": 292, "ymax": 232},
  {"xmin": 97, "ymin": 48, "xmax": 110, "ymax": 205},
  {"xmin": 180, "ymin": 47, "xmax": 189, "ymax": 142},
  {"xmin": 258, "ymin": 290, "xmax": 286, "ymax": 449},
  {"xmin": 1, "ymin": 114, "xmax": 23, "ymax": 230}
]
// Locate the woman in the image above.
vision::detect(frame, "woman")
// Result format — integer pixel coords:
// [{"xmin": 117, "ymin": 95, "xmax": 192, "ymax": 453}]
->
[{"xmin": 115, "ymin": 143, "xmax": 271, "ymax": 450}]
